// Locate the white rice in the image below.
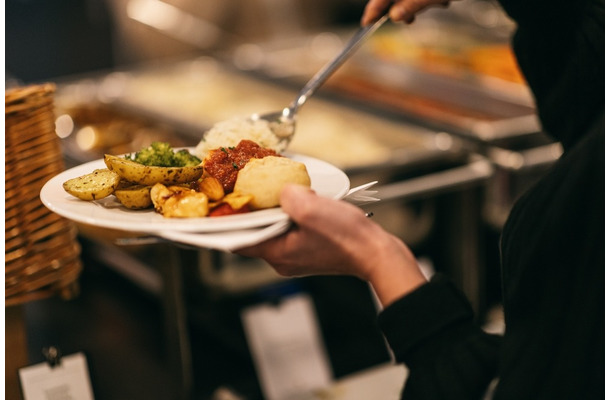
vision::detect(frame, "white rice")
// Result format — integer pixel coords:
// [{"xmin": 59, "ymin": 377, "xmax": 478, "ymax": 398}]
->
[{"xmin": 195, "ymin": 117, "xmax": 281, "ymax": 158}]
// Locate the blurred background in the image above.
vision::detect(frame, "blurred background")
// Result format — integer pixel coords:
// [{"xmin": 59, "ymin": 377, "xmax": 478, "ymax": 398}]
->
[{"xmin": 6, "ymin": 1, "xmax": 562, "ymax": 399}]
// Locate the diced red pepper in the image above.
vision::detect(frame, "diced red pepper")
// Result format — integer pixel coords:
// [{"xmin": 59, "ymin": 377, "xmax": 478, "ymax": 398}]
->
[{"xmin": 209, "ymin": 203, "xmax": 251, "ymax": 217}]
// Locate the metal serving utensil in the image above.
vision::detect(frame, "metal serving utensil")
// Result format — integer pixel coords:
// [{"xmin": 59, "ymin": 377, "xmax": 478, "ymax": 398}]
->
[{"xmin": 210, "ymin": 15, "xmax": 389, "ymax": 152}]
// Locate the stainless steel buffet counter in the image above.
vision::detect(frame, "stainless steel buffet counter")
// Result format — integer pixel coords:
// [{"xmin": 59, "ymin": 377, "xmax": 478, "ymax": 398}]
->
[{"xmin": 55, "ymin": 57, "xmax": 455, "ymax": 171}]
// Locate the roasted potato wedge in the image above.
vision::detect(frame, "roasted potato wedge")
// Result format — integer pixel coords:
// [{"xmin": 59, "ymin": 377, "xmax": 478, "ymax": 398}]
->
[
  {"xmin": 63, "ymin": 169, "xmax": 121, "ymax": 201},
  {"xmin": 104, "ymin": 154, "xmax": 203, "ymax": 186},
  {"xmin": 151, "ymin": 183, "xmax": 209, "ymax": 218},
  {"xmin": 195, "ymin": 176, "xmax": 224, "ymax": 201},
  {"xmin": 214, "ymin": 191, "xmax": 254, "ymax": 210},
  {"xmin": 114, "ymin": 184, "xmax": 153, "ymax": 209}
]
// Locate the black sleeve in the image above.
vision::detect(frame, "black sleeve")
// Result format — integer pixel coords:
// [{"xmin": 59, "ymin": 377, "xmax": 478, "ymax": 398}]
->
[
  {"xmin": 378, "ymin": 274, "xmax": 502, "ymax": 399},
  {"xmin": 377, "ymin": 1, "xmax": 603, "ymax": 399}
]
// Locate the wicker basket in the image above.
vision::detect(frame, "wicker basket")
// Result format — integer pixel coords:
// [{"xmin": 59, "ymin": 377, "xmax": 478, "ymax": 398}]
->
[{"xmin": 5, "ymin": 83, "xmax": 82, "ymax": 306}]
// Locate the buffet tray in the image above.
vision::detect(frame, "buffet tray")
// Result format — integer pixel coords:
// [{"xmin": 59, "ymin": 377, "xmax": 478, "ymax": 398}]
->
[
  {"xmin": 54, "ymin": 59, "xmax": 466, "ymax": 173},
  {"xmin": 223, "ymin": 14, "xmax": 540, "ymax": 142}
]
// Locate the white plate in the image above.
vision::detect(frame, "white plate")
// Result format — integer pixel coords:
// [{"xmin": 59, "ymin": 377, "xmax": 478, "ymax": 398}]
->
[{"xmin": 40, "ymin": 153, "xmax": 350, "ymax": 233}]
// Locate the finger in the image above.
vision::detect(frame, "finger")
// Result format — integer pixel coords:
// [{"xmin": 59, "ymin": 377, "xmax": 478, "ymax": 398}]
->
[
  {"xmin": 389, "ymin": 0, "xmax": 425, "ymax": 23},
  {"xmin": 235, "ymin": 228, "xmax": 319, "ymax": 276},
  {"xmin": 280, "ymin": 184, "xmax": 368, "ymax": 234},
  {"xmin": 235, "ymin": 240, "xmax": 272, "ymax": 259},
  {"xmin": 362, "ymin": 0, "xmax": 393, "ymax": 25},
  {"xmin": 235, "ymin": 224, "xmax": 295, "ymax": 258},
  {"xmin": 389, "ymin": 0, "xmax": 454, "ymax": 23}
]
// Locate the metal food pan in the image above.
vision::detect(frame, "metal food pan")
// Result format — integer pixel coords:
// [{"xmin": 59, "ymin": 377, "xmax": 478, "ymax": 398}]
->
[
  {"xmin": 54, "ymin": 58, "xmax": 464, "ymax": 173},
  {"xmin": 54, "ymin": 102, "xmax": 196, "ymax": 167},
  {"xmin": 224, "ymin": 15, "xmax": 540, "ymax": 143}
]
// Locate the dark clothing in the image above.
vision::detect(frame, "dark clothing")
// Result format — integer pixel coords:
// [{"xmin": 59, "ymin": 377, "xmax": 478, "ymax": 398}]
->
[{"xmin": 378, "ymin": 0, "xmax": 605, "ymax": 398}]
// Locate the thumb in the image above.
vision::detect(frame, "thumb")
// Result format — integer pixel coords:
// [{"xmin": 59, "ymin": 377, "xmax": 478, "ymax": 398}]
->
[
  {"xmin": 280, "ymin": 183, "xmax": 367, "ymax": 232},
  {"xmin": 279, "ymin": 184, "xmax": 316, "ymax": 215}
]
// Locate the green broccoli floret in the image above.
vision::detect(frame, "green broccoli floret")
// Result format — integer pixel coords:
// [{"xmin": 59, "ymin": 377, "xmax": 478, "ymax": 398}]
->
[
  {"xmin": 132, "ymin": 142, "xmax": 173, "ymax": 166},
  {"xmin": 173, "ymin": 149, "xmax": 201, "ymax": 167},
  {"xmin": 129, "ymin": 142, "xmax": 201, "ymax": 167}
]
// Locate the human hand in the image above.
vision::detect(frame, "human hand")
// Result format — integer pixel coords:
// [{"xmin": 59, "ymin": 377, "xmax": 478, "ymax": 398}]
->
[
  {"xmin": 362, "ymin": 0, "xmax": 454, "ymax": 25},
  {"xmin": 236, "ymin": 184, "xmax": 427, "ymax": 306}
]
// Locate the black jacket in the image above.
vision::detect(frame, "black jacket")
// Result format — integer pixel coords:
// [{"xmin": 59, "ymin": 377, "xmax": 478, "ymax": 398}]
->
[{"xmin": 378, "ymin": 0, "xmax": 604, "ymax": 398}]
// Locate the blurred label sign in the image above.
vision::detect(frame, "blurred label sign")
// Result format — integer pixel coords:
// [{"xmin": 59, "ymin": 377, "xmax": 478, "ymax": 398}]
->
[
  {"xmin": 242, "ymin": 293, "xmax": 332, "ymax": 400},
  {"xmin": 19, "ymin": 352, "xmax": 95, "ymax": 400}
]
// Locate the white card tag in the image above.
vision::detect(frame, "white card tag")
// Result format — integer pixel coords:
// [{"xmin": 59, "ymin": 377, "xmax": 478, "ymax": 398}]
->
[
  {"xmin": 18, "ymin": 352, "xmax": 95, "ymax": 400},
  {"xmin": 241, "ymin": 293, "xmax": 332, "ymax": 400}
]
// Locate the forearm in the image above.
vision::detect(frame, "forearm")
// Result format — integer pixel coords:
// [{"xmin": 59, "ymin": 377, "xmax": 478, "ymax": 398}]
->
[{"xmin": 364, "ymin": 234, "xmax": 427, "ymax": 308}]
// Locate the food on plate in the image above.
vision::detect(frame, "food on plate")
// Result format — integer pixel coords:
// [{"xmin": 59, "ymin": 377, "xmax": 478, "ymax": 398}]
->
[
  {"xmin": 195, "ymin": 117, "xmax": 282, "ymax": 158},
  {"xmin": 208, "ymin": 202, "xmax": 250, "ymax": 217},
  {"xmin": 104, "ymin": 154, "xmax": 203, "ymax": 186},
  {"xmin": 128, "ymin": 141, "xmax": 201, "ymax": 167},
  {"xmin": 192, "ymin": 176, "xmax": 224, "ymax": 201},
  {"xmin": 63, "ymin": 139, "xmax": 312, "ymax": 218},
  {"xmin": 234, "ymin": 156, "xmax": 311, "ymax": 209},
  {"xmin": 150, "ymin": 183, "xmax": 209, "ymax": 218},
  {"xmin": 113, "ymin": 183, "xmax": 153, "ymax": 209},
  {"xmin": 203, "ymin": 139, "xmax": 279, "ymax": 192},
  {"xmin": 63, "ymin": 143, "xmax": 202, "ymax": 202},
  {"xmin": 62, "ymin": 168, "xmax": 121, "ymax": 201},
  {"xmin": 208, "ymin": 192, "xmax": 254, "ymax": 217}
]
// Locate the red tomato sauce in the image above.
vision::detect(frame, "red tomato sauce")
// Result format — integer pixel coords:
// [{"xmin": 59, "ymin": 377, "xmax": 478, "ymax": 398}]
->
[{"xmin": 203, "ymin": 140, "xmax": 279, "ymax": 192}]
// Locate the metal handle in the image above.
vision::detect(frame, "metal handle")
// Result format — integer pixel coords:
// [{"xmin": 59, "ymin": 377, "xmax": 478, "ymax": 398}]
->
[
  {"xmin": 288, "ymin": 15, "xmax": 389, "ymax": 116},
  {"xmin": 374, "ymin": 158, "xmax": 494, "ymax": 203}
]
